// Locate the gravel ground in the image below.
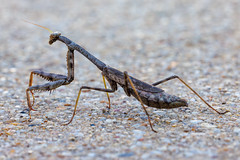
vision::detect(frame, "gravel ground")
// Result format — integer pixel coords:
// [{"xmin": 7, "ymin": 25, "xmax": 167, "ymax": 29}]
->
[{"xmin": 0, "ymin": 0, "xmax": 239, "ymax": 159}]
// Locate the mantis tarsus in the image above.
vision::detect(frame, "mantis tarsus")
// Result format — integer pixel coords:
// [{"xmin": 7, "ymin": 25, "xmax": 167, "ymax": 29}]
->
[{"xmin": 26, "ymin": 22, "xmax": 229, "ymax": 132}]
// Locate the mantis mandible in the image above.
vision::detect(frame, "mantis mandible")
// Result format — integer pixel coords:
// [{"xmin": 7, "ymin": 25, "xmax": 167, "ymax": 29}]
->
[{"xmin": 25, "ymin": 22, "xmax": 229, "ymax": 132}]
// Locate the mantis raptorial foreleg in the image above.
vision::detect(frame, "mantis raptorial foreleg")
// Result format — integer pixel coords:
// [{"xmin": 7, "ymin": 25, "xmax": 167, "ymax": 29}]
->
[
  {"xmin": 26, "ymin": 70, "xmax": 68, "ymax": 118},
  {"xmin": 26, "ymin": 48, "xmax": 74, "ymax": 120}
]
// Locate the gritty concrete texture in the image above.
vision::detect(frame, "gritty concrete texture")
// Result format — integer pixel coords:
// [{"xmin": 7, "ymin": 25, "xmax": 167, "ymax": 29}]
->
[{"xmin": 0, "ymin": 0, "xmax": 239, "ymax": 159}]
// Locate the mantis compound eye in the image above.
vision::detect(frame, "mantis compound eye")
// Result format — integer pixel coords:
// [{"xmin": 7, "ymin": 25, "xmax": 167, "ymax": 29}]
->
[{"xmin": 49, "ymin": 31, "xmax": 61, "ymax": 45}]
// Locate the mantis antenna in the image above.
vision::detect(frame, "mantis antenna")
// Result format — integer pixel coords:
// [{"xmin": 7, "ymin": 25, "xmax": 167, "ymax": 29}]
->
[{"xmin": 23, "ymin": 20, "xmax": 53, "ymax": 33}]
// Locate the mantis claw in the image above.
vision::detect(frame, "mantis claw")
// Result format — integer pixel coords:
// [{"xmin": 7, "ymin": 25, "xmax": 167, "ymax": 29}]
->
[
  {"xmin": 26, "ymin": 90, "xmax": 37, "ymax": 112},
  {"xmin": 218, "ymin": 110, "xmax": 230, "ymax": 115}
]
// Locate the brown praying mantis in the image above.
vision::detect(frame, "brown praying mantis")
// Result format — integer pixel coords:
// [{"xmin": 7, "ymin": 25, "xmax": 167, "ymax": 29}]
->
[{"xmin": 25, "ymin": 22, "xmax": 229, "ymax": 132}]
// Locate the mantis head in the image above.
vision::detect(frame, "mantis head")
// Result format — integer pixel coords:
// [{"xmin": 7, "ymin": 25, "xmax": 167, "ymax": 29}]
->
[{"xmin": 49, "ymin": 31, "xmax": 61, "ymax": 45}]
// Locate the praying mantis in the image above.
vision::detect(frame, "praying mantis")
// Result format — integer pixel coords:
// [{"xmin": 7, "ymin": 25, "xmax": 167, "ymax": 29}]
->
[{"xmin": 25, "ymin": 22, "xmax": 228, "ymax": 132}]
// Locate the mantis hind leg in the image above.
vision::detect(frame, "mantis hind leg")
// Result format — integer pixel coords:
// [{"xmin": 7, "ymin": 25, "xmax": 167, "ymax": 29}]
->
[
  {"xmin": 152, "ymin": 75, "xmax": 229, "ymax": 114},
  {"xmin": 124, "ymin": 71, "xmax": 157, "ymax": 133}
]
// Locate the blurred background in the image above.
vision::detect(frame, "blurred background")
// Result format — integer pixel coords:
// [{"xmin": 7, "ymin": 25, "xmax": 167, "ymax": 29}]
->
[
  {"xmin": 1, "ymin": 0, "xmax": 239, "ymax": 88},
  {"xmin": 0, "ymin": 0, "xmax": 239, "ymax": 159}
]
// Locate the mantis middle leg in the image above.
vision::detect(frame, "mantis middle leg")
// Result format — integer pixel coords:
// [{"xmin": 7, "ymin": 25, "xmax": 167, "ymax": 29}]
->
[
  {"xmin": 123, "ymin": 71, "xmax": 157, "ymax": 133},
  {"xmin": 63, "ymin": 76, "xmax": 116, "ymax": 125}
]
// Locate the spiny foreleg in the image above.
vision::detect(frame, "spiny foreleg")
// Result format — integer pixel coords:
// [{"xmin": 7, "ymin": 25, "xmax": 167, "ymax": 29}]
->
[
  {"xmin": 26, "ymin": 48, "xmax": 75, "ymax": 119},
  {"xmin": 26, "ymin": 71, "xmax": 69, "ymax": 119},
  {"xmin": 27, "ymin": 70, "xmax": 69, "ymax": 109}
]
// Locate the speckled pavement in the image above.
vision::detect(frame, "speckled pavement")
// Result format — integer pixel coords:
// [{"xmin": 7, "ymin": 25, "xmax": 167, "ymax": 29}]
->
[{"xmin": 0, "ymin": 0, "xmax": 239, "ymax": 159}]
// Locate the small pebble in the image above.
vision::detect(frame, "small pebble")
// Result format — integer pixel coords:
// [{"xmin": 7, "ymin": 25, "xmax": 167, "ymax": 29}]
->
[
  {"xmin": 233, "ymin": 127, "xmax": 240, "ymax": 135},
  {"xmin": 190, "ymin": 120, "xmax": 203, "ymax": 124},
  {"xmin": 30, "ymin": 119, "xmax": 44, "ymax": 125},
  {"xmin": 118, "ymin": 152, "xmax": 135, "ymax": 158},
  {"xmin": 133, "ymin": 130, "xmax": 145, "ymax": 139},
  {"xmin": 200, "ymin": 123, "xmax": 217, "ymax": 128},
  {"xmin": 170, "ymin": 119, "xmax": 178, "ymax": 124},
  {"xmin": 105, "ymin": 119, "xmax": 112, "ymax": 123},
  {"xmin": 0, "ymin": 110, "xmax": 5, "ymax": 114},
  {"xmin": 45, "ymin": 112, "xmax": 55, "ymax": 120}
]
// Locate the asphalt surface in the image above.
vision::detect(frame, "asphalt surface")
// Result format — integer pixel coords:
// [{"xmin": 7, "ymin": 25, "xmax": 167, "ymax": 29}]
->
[{"xmin": 0, "ymin": 0, "xmax": 239, "ymax": 159}]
